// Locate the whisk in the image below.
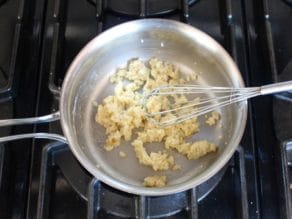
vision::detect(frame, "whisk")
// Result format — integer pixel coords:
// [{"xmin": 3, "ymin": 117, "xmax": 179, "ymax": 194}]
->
[{"xmin": 143, "ymin": 80, "xmax": 292, "ymax": 126}]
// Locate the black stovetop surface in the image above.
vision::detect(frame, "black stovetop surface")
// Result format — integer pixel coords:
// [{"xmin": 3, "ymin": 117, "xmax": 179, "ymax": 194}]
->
[{"xmin": 0, "ymin": 0, "xmax": 292, "ymax": 218}]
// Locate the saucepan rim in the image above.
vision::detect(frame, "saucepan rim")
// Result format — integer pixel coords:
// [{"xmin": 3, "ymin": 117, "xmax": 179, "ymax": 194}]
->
[{"xmin": 60, "ymin": 18, "xmax": 248, "ymax": 196}]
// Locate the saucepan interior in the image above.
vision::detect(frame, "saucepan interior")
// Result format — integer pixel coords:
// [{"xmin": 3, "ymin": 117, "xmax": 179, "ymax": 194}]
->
[{"xmin": 60, "ymin": 19, "xmax": 247, "ymax": 196}]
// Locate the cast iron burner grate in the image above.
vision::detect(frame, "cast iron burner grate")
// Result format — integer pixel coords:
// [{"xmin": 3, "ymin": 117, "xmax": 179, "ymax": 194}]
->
[
  {"xmin": 1, "ymin": 0, "xmax": 290, "ymax": 218},
  {"xmin": 0, "ymin": 0, "xmax": 30, "ymax": 100},
  {"xmin": 86, "ymin": 0, "xmax": 198, "ymax": 17},
  {"xmin": 29, "ymin": 0, "xmax": 259, "ymax": 218},
  {"xmin": 283, "ymin": 0, "xmax": 292, "ymax": 6},
  {"xmin": 38, "ymin": 143, "xmax": 247, "ymax": 218},
  {"xmin": 0, "ymin": 146, "xmax": 4, "ymax": 187},
  {"xmin": 36, "ymin": 142, "xmax": 248, "ymax": 218},
  {"xmin": 279, "ymin": 141, "xmax": 292, "ymax": 217}
]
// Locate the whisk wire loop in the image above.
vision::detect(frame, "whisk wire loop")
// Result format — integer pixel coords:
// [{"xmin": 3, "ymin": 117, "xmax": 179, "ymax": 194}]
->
[{"xmin": 143, "ymin": 85, "xmax": 261, "ymax": 126}]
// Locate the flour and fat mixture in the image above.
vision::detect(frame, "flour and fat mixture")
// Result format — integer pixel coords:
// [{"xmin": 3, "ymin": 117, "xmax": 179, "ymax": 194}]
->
[{"xmin": 95, "ymin": 58, "xmax": 219, "ymax": 187}]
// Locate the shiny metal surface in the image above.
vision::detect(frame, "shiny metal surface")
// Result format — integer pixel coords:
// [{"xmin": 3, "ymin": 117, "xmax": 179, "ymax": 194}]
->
[
  {"xmin": 60, "ymin": 19, "xmax": 247, "ymax": 196},
  {"xmin": 260, "ymin": 80, "xmax": 292, "ymax": 95},
  {"xmin": 0, "ymin": 133, "xmax": 67, "ymax": 143},
  {"xmin": 145, "ymin": 80, "xmax": 292, "ymax": 126},
  {"xmin": 0, "ymin": 112, "xmax": 60, "ymax": 127}
]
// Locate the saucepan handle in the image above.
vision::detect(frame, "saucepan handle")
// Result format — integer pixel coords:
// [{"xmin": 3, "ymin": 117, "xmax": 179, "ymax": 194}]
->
[
  {"xmin": 0, "ymin": 111, "xmax": 67, "ymax": 144},
  {"xmin": 0, "ymin": 133, "xmax": 68, "ymax": 144},
  {"xmin": 0, "ymin": 111, "xmax": 60, "ymax": 127}
]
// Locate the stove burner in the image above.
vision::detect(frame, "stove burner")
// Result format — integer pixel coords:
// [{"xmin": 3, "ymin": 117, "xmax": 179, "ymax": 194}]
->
[
  {"xmin": 88, "ymin": 166, "xmax": 226, "ymax": 218},
  {"xmin": 87, "ymin": 0, "xmax": 198, "ymax": 16},
  {"xmin": 38, "ymin": 142, "xmax": 227, "ymax": 218}
]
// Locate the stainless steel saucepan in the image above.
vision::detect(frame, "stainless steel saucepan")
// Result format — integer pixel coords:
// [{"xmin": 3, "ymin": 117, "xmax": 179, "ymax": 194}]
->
[{"xmin": 0, "ymin": 19, "xmax": 247, "ymax": 196}]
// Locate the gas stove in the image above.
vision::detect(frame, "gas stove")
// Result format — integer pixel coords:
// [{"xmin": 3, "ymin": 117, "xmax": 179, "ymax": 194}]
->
[{"xmin": 0, "ymin": 0, "xmax": 291, "ymax": 218}]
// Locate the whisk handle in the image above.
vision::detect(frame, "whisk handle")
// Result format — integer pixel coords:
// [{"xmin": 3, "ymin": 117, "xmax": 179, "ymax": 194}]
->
[{"xmin": 260, "ymin": 80, "xmax": 292, "ymax": 95}]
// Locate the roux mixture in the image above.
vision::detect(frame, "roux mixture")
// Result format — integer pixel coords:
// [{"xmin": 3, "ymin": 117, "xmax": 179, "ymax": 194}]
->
[{"xmin": 95, "ymin": 58, "xmax": 220, "ymax": 187}]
